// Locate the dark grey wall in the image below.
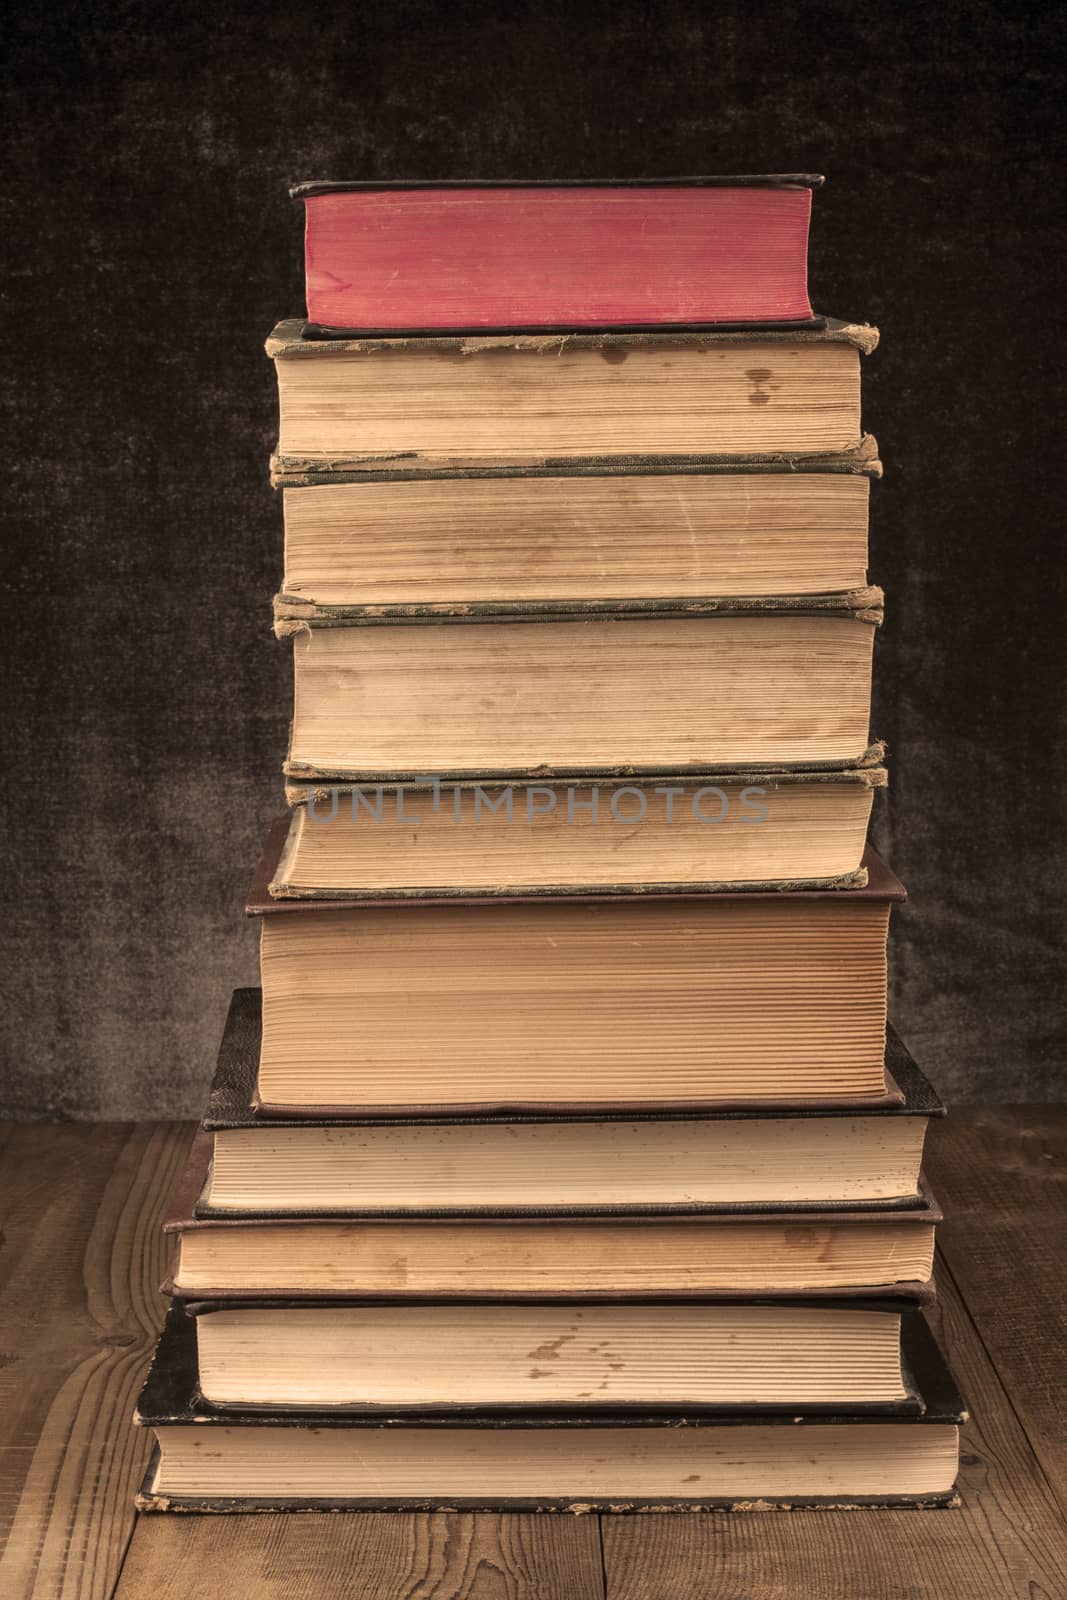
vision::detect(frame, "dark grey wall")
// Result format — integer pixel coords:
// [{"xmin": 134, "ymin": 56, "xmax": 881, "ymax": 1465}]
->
[{"xmin": 2, "ymin": 0, "xmax": 1064, "ymax": 1117}]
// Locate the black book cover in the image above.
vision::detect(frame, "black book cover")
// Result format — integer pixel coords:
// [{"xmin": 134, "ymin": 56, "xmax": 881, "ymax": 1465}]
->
[
  {"xmin": 204, "ymin": 987, "xmax": 944, "ymax": 1136},
  {"xmin": 291, "ymin": 175, "xmax": 827, "ymax": 197},
  {"xmin": 165, "ymin": 1296, "xmax": 932, "ymax": 1418},
  {"xmin": 267, "ymin": 315, "xmax": 874, "ymax": 362}
]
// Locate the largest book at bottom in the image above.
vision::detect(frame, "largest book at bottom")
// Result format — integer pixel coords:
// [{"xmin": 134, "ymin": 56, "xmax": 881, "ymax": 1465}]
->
[{"xmin": 135, "ymin": 1305, "xmax": 964, "ymax": 1511}]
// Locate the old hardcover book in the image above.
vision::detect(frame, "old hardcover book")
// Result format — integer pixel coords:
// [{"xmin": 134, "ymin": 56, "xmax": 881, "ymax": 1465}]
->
[
  {"xmin": 266, "ymin": 318, "xmax": 878, "ymax": 472},
  {"xmin": 247, "ymin": 819, "xmax": 905, "ymax": 1115},
  {"xmin": 294, "ymin": 176, "xmax": 823, "ymax": 332},
  {"xmin": 198, "ymin": 990, "xmax": 944, "ymax": 1214},
  {"xmin": 176, "ymin": 1295, "xmax": 932, "ymax": 1413},
  {"xmin": 164, "ymin": 1129, "xmax": 940, "ymax": 1299},
  {"xmin": 276, "ymin": 590, "xmax": 883, "ymax": 780},
  {"xmin": 274, "ymin": 764, "xmax": 886, "ymax": 898},
  {"xmin": 135, "ymin": 1304, "xmax": 964, "ymax": 1508},
  {"xmin": 276, "ymin": 440, "xmax": 880, "ymax": 606}
]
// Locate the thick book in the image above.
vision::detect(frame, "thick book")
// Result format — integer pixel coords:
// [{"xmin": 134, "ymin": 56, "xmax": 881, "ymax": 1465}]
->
[
  {"xmin": 198, "ymin": 990, "xmax": 944, "ymax": 1214},
  {"xmin": 275, "ymin": 763, "xmax": 888, "ymax": 899},
  {"xmin": 134, "ymin": 1304, "xmax": 965, "ymax": 1509},
  {"xmin": 276, "ymin": 439, "xmax": 881, "ymax": 607},
  {"xmin": 275, "ymin": 589, "xmax": 884, "ymax": 781},
  {"xmin": 247, "ymin": 819, "xmax": 905, "ymax": 1116},
  {"xmin": 294, "ymin": 176, "xmax": 823, "ymax": 333},
  {"xmin": 266, "ymin": 317, "xmax": 878, "ymax": 472},
  {"xmin": 168, "ymin": 1295, "xmax": 934, "ymax": 1413},
  {"xmin": 163, "ymin": 1129, "xmax": 940, "ymax": 1300}
]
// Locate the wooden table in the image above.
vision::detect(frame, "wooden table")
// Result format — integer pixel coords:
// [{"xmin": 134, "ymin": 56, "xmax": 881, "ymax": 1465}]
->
[{"xmin": 0, "ymin": 1111, "xmax": 1064, "ymax": 1599}]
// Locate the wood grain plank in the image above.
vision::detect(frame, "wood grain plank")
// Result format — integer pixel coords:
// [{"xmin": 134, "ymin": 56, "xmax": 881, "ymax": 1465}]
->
[
  {"xmin": 0, "ymin": 1122, "xmax": 192, "ymax": 1600},
  {"xmin": 113, "ymin": 1511, "xmax": 606, "ymax": 1599},
  {"xmin": 600, "ymin": 1266, "xmax": 1067, "ymax": 1600},
  {"xmin": 3, "ymin": 1111, "xmax": 1064, "ymax": 1600},
  {"xmin": 926, "ymin": 1105, "xmax": 1067, "ymax": 1513}
]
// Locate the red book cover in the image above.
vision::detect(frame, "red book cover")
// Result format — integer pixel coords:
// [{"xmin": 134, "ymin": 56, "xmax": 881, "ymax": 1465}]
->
[{"xmin": 294, "ymin": 177, "xmax": 821, "ymax": 332}]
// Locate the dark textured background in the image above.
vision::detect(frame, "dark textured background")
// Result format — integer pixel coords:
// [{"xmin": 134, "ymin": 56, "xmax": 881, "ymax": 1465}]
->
[{"xmin": 2, "ymin": 0, "xmax": 1064, "ymax": 1116}]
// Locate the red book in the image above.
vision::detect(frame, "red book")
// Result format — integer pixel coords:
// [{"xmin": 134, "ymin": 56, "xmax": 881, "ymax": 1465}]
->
[{"xmin": 293, "ymin": 176, "xmax": 822, "ymax": 333}]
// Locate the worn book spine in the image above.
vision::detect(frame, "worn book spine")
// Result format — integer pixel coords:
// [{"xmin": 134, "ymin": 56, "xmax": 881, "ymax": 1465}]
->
[
  {"xmin": 270, "ymin": 434, "xmax": 884, "ymax": 488},
  {"xmin": 265, "ymin": 316, "xmax": 880, "ymax": 361},
  {"xmin": 272, "ymin": 585, "xmax": 886, "ymax": 631},
  {"xmin": 283, "ymin": 764, "xmax": 887, "ymax": 804},
  {"xmin": 280, "ymin": 749, "xmax": 889, "ymax": 814}
]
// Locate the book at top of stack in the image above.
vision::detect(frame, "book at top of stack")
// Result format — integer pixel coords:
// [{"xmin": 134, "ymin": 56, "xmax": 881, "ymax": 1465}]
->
[
  {"xmin": 294, "ymin": 176, "xmax": 826, "ymax": 334},
  {"xmin": 136, "ymin": 175, "xmax": 965, "ymax": 1513},
  {"xmin": 268, "ymin": 184, "xmax": 883, "ymax": 802}
]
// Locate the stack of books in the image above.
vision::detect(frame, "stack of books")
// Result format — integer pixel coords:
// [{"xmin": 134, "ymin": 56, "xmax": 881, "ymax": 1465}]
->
[{"xmin": 136, "ymin": 177, "xmax": 965, "ymax": 1512}]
